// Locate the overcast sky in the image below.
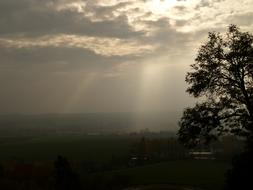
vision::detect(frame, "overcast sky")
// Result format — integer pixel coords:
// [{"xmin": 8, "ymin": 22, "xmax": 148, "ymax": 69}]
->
[{"xmin": 0, "ymin": 0, "xmax": 252, "ymax": 114}]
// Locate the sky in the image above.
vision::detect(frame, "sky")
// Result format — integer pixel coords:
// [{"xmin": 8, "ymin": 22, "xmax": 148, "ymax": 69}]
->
[{"xmin": 0, "ymin": 0, "xmax": 253, "ymax": 114}]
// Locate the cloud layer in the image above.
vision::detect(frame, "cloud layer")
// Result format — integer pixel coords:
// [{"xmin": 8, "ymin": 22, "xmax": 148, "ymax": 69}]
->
[{"xmin": 0, "ymin": 0, "xmax": 252, "ymax": 113}]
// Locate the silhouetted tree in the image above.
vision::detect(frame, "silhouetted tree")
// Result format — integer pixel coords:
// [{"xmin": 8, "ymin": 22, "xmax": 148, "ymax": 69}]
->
[
  {"xmin": 178, "ymin": 25, "xmax": 253, "ymax": 189},
  {"xmin": 179, "ymin": 25, "xmax": 253, "ymax": 147},
  {"xmin": 54, "ymin": 155, "xmax": 81, "ymax": 190}
]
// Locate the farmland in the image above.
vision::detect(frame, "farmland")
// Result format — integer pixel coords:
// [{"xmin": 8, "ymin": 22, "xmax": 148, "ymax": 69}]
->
[{"xmin": 0, "ymin": 134, "xmax": 231, "ymax": 190}]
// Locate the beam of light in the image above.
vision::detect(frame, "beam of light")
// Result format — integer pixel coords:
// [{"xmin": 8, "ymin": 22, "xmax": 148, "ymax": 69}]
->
[
  {"xmin": 136, "ymin": 62, "xmax": 167, "ymax": 112},
  {"xmin": 62, "ymin": 73, "xmax": 98, "ymax": 113},
  {"xmin": 132, "ymin": 61, "xmax": 168, "ymax": 131}
]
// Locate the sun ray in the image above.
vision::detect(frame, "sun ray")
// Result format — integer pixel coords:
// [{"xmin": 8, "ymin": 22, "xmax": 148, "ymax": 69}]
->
[{"xmin": 62, "ymin": 73, "xmax": 97, "ymax": 113}]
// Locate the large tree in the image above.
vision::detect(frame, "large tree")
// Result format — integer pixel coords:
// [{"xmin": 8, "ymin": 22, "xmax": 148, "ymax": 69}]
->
[{"xmin": 178, "ymin": 25, "xmax": 253, "ymax": 148}]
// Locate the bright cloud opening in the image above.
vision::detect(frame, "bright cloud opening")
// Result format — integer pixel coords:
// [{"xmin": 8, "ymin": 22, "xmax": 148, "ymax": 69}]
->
[{"xmin": 147, "ymin": 0, "xmax": 178, "ymax": 15}]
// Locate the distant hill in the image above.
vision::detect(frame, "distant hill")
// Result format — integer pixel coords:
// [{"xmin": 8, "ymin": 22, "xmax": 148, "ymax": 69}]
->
[{"xmin": 0, "ymin": 112, "xmax": 182, "ymax": 137}]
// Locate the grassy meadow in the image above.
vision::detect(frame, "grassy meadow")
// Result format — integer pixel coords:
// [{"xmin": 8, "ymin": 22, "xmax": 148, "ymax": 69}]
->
[{"xmin": 0, "ymin": 135, "xmax": 230, "ymax": 190}]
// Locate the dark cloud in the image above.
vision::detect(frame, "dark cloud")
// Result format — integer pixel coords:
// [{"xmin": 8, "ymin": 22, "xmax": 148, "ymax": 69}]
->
[
  {"xmin": 227, "ymin": 12, "xmax": 253, "ymax": 26},
  {"xmin": 194, "ymin": 0, "xmax": 211, "ymax": 10},
  {"xmin": 84, "ymin": 1, "xmax": 131, "ymax": 20},
  {"xmin": 0, "ymin": 45, "xmax": 141, "ymax": 73},
  {"xmin": 0, "ymin": 0, "xmax": 250, "ymax": 113},
  {"xmin": 137, "ymin": 18, "xmax": 194, "ymax": 55},
  {"xmin": 173, "ymin": 5, "xmax": 187, "ymax": 12},
  {"xmin": 0, "ymin": 0, "xmax": 143, "ymax": 38}
]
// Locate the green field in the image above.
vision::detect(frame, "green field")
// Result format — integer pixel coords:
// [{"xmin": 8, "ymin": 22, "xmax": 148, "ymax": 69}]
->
[
  {"xmin": 99, "ymin": 160, "xmax": 229, "ymax": 190},
  {"xmin": 0, "ymin": 135, "xmax": 135, "ymax": 162},
  {"xmin": 0, "ymin": 135, "xmax": 230, "ymax": 190}
]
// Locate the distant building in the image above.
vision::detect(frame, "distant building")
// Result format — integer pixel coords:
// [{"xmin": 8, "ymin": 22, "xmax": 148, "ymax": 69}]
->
[{"xmin": 189, "ymin": 151, "xmax": 215, "ymax": 160}]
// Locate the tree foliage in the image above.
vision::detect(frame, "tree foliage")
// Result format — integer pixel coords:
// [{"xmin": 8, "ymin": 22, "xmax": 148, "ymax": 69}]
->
[
  {"xmin": 178, "ymin": 25, "xmax": 253, "ymax": 147},
  {"xmin": 54, "ymin": 156, "xmax": 81, "ymax": 190}
]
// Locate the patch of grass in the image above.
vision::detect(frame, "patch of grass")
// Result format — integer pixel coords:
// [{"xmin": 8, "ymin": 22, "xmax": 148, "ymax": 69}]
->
[
  {"xmin": 0, "ymin": 136, "xmax": 230, "ymax": 190},
  {"xmin": 0, "ymin": 135, "xmax": 135, "ymax": 162},
  {"xmin": 99, "ymin": 160, "xmax": 229, "ymax": 190}
]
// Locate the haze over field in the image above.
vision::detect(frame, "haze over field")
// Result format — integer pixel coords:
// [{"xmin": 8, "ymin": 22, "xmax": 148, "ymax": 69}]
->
[
  {"xmin": 0, "ymin": 112, "xmax": 181, "ymax": 136},
  {"xmin": 1, "ymin": 2, "xmax": 253, "ymax": 190},
  {"xmin": 0, "ymin": 0, "xmax": 252, "ymax": 116}
]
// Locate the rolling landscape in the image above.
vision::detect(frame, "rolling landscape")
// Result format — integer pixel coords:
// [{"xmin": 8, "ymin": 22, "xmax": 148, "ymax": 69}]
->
[
  {"xmin": 0, "ymin": 0, "xmax": 252, "ymax": 189},
  {"xmin": 0, "ymin": 113, "xmax": 242, "ymax": 190}
]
